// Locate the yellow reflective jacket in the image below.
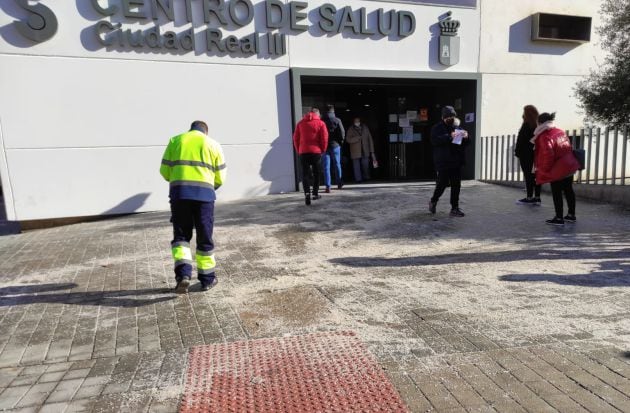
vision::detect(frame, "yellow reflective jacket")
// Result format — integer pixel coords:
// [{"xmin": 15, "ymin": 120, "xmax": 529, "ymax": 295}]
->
[{"xmin": 160, "ymin": 130, "xmax": 226, "ymax": 201}]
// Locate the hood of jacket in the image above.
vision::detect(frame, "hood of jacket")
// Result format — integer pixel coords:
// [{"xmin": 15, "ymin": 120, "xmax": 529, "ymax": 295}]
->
[
  {"xmin": 303, "ymin": 112, "xmax": 321, "ymax": 122},
  {"xmin": 532, "ymin": 121, "xmax": 554, "ymax": 143}
]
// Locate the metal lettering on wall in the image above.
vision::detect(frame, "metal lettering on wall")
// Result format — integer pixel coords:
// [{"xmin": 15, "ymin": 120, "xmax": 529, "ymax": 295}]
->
[
  {"xmin": 7, "ymin": 0, "xmax": 418, "ymax": 58},
  {"xmin": 12, "ymin": 0, "xmax": 57, "ymax": 43},
  {"xmin": 92, "ymin": 1, "xmax": 416, "ymax": 57},
  {"xmin": 438, "ymin": 11, "xmax": 460, "ymax": 66}
]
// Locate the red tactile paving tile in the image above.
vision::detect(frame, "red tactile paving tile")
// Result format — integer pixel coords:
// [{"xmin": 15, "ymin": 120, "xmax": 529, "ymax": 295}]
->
[{"xmin": 180, "ymin": 331, "xmax": 409, "ymax": 413}]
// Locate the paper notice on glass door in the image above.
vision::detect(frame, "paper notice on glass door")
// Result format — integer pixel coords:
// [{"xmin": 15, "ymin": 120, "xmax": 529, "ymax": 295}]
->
[
  {"xmin": 388, "ymin": 114, "xmax": 398, "ymax": 123},
  {"xmin": 402, "ymin": 127, "xmax": 414, "ymax": 143},
  {"xmin": 399, "ymin": 117, "xmax": 410, "ymax": 127}
]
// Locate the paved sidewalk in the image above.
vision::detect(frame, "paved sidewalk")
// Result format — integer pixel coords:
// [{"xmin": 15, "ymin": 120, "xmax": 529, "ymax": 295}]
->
[{"xmin": 0, "ymin": 181, "xmax": 629, "ymax": 412}]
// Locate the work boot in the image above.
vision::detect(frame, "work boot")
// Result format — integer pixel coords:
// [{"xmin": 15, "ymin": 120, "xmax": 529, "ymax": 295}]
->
[
  {"xmin": 175, "ymin": 278, "xmax": 190, "ymax": 294},
  {"xmin": 325, "ymin": 187, "xmax": 331, "ymax": 193},
  {"xmin": 305, "ymin": 193, "xmax": 311, "ymax": 206},
  {"xmin": 200, "ymin": 278, "xmax": 218, "ymax": 291}
]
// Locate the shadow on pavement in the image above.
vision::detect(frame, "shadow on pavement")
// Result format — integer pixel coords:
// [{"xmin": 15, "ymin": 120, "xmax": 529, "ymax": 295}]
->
[
  {"xmin": 0, "ymin": 283, "xmax": 78, "ymax": 296},
  {"xmin": 331, "ymin": 249, "xmax": 630, "ymax": 267},
  {"xmin": 0, "ymin": 284, "xmax": 176, "ymax": 307},
  {"xmin": 498, "ymin": 259, "xmax": 630, "ymax": 287}
]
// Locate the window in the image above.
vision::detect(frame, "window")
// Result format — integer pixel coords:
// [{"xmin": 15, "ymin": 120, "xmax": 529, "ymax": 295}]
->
[{"xmin": 531, "ymin": 13, "xmax": 592, "ymax": 43}]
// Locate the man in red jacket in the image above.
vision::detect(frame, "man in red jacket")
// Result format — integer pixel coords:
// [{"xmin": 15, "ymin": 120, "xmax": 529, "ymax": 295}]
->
[
  {"xmin": 293, "ymin": 108, "xmax": 328, "ymax": 205},
  {"xmin": 532, "ymin": 112, "xmax": 580, "ymax": 226}
]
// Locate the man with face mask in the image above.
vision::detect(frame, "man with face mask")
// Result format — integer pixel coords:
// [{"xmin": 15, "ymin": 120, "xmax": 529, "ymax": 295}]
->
[
  {"xmin": 429, "ymin": 106, "xmax": 469, "ymax": 217},
  {"xmin": 345, "ymin": 117, "xmax": 375, "ymax": 183}
]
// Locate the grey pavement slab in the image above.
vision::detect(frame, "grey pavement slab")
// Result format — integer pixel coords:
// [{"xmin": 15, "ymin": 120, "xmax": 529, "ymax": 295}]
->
[{"xmin": 0, "ymin": 181, "xmax": 629, "ymax": 412}]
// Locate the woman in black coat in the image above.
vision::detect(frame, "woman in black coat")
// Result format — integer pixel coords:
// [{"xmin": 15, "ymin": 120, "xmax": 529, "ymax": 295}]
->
[{"xmin": 514, "ymin": 105, "xmax": 541, "ymax": 205}]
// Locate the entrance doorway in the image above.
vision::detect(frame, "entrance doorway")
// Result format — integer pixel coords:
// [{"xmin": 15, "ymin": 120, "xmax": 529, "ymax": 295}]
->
[{"xmin": 299, "ymin": 75, "xmax": 478, "ymax": 182}]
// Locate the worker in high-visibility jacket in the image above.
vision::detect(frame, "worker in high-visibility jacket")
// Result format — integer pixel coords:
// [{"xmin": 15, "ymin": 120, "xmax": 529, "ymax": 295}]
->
[{"xmin": 160, "ymin": 120, "xmax": 226, "ymax": 294}]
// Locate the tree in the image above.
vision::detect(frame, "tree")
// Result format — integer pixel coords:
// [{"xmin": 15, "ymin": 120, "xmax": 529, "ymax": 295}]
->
[{"xmin": 575, "ymin": 0, "xmax": 630, "ymax": 126}]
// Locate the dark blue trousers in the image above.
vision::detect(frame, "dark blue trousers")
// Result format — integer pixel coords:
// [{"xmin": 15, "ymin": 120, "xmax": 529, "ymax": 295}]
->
[{"xmin": 170, "ymin": 200, "xmax": 215, "ymax": 284}]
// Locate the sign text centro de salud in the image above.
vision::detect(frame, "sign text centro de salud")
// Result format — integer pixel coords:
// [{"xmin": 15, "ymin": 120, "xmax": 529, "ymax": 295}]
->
[{"xmin": 10, "ymin": 0, "xmax": 464, "ymax": 63}]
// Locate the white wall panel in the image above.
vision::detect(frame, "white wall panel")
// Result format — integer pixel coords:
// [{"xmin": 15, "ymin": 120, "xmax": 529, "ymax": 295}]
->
[
  {"xmin": 0, "ymin": 55, "xmax": 292, "ymax": 149},
  {"xmin": 479, "ymin": 0, "xmax": 605, "ymax": 75},
  {"xmin": 480, "ymin": 74, "xmax": 584, "ymax": 137},
  {"xmin": 5, "ymin": 142, "xmax": 294, "ymax": 221}
]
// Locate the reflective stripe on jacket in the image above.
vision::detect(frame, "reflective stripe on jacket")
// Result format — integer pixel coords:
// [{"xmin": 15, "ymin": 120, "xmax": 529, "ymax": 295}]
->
[{"xmin": 160, "ymin": 130, "xmax": 226, "ymax": 202}]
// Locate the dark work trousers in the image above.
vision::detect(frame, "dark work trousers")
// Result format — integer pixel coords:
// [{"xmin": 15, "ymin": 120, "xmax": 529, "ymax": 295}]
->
[
  {"xmin": 300, "ymin": 153, "xmax": 322, "ymax": 196},
  {"xmin": 519, "ymin": 157, "xmax": 541, "ymax": 198},
  {"xmin": 170, "ymin": 200, "xmax": 215, "ymax": 284},
  {"xmin": 550, "ymin": 176, "xmax": 576, "ymax": 218},
  {"xmin": 431, "ymin": 168, "xmax": 462, "ymax": 209}
]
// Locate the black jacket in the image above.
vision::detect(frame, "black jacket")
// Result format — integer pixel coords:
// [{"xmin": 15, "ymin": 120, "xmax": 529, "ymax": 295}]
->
[
  {"xmin": 515, "ymin": 122, "xmax": 535, "ymax": 161},
  {"xmin": 431, "ymin": 121, "xmax": 468, "ymax": 170},
  {"xmin": 323, "ymin": 113, "xmax": 345, "ymax": 148}
]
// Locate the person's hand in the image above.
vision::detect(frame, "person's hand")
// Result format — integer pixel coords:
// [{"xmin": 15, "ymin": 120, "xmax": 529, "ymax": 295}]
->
[
  {"xmin": 450, "ymin": 132, "xmax": 457, "ymax": 139},
  {"xmin": 462, "ymin": 130, "xmax": 469, "ymax": 139}
]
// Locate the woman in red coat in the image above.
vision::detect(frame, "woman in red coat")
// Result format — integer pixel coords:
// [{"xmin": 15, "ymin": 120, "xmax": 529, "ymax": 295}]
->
[{"xmin": 532, "ymin": 113, "xmax": 580, "ymax": 226}]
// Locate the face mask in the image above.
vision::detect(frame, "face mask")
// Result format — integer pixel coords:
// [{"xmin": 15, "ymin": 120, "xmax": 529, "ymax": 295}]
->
[
  {"xmin": 445, "ymin": 119, "xmax": 454, "ymax": 126},
  {"xmin": 354, "ymin": 122, "xmax": 361, "ymax": 127}
]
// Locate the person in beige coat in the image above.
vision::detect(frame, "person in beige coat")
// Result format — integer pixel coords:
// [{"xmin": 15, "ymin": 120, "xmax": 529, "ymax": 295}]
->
[{"xmin": 346, "ymin": 117, "xmax": 375, "ymax": 182}]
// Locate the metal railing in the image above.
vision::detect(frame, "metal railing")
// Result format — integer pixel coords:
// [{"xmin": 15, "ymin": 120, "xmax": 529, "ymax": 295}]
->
[{"xmin": 480, "ymin": 127, "xmax": 630, "ymax": 185}]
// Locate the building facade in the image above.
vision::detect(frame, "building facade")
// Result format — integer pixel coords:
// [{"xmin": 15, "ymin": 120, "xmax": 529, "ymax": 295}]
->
[{"xmin": 0, "ymin": 0, "xmax": 605, "ymax": 221}]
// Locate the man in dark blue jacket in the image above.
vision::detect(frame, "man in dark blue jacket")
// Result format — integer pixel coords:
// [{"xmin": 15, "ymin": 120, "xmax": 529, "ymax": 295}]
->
[{"xmin": 429, "ymin": 106, "xmax": 469, "ymax": 217}]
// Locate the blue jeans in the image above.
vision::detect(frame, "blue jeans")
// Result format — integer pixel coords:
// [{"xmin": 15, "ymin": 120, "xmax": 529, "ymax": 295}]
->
[
  {"xmin": 352, "ymin": 157, "xmax": 370, "ymax": 182},
  {"xmin": 323, "ymin": 145, "xmax": 342, "ymax": 187}
]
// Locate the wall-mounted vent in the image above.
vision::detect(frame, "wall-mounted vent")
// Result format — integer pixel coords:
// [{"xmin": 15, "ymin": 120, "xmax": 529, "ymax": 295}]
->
[{"xmin": 531, "ymin": 13, "xmax": 592, "ymax": 43}]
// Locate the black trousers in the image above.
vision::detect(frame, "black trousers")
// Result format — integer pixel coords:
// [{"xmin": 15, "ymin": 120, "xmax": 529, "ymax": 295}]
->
[
  {"xmin": 431, "ymin": 167, "xmax": 462, "ymax": 209},
  {"xmin": 519, "ymin": 157, "xmax": 541, "ymax": 198},
  {"xmin": 300, "ymin": 153, "xmax": 322, "ymax": 196},
  {"xmin": 550, "ymin": 176, "xmax": 576, "ymax": 218}
]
